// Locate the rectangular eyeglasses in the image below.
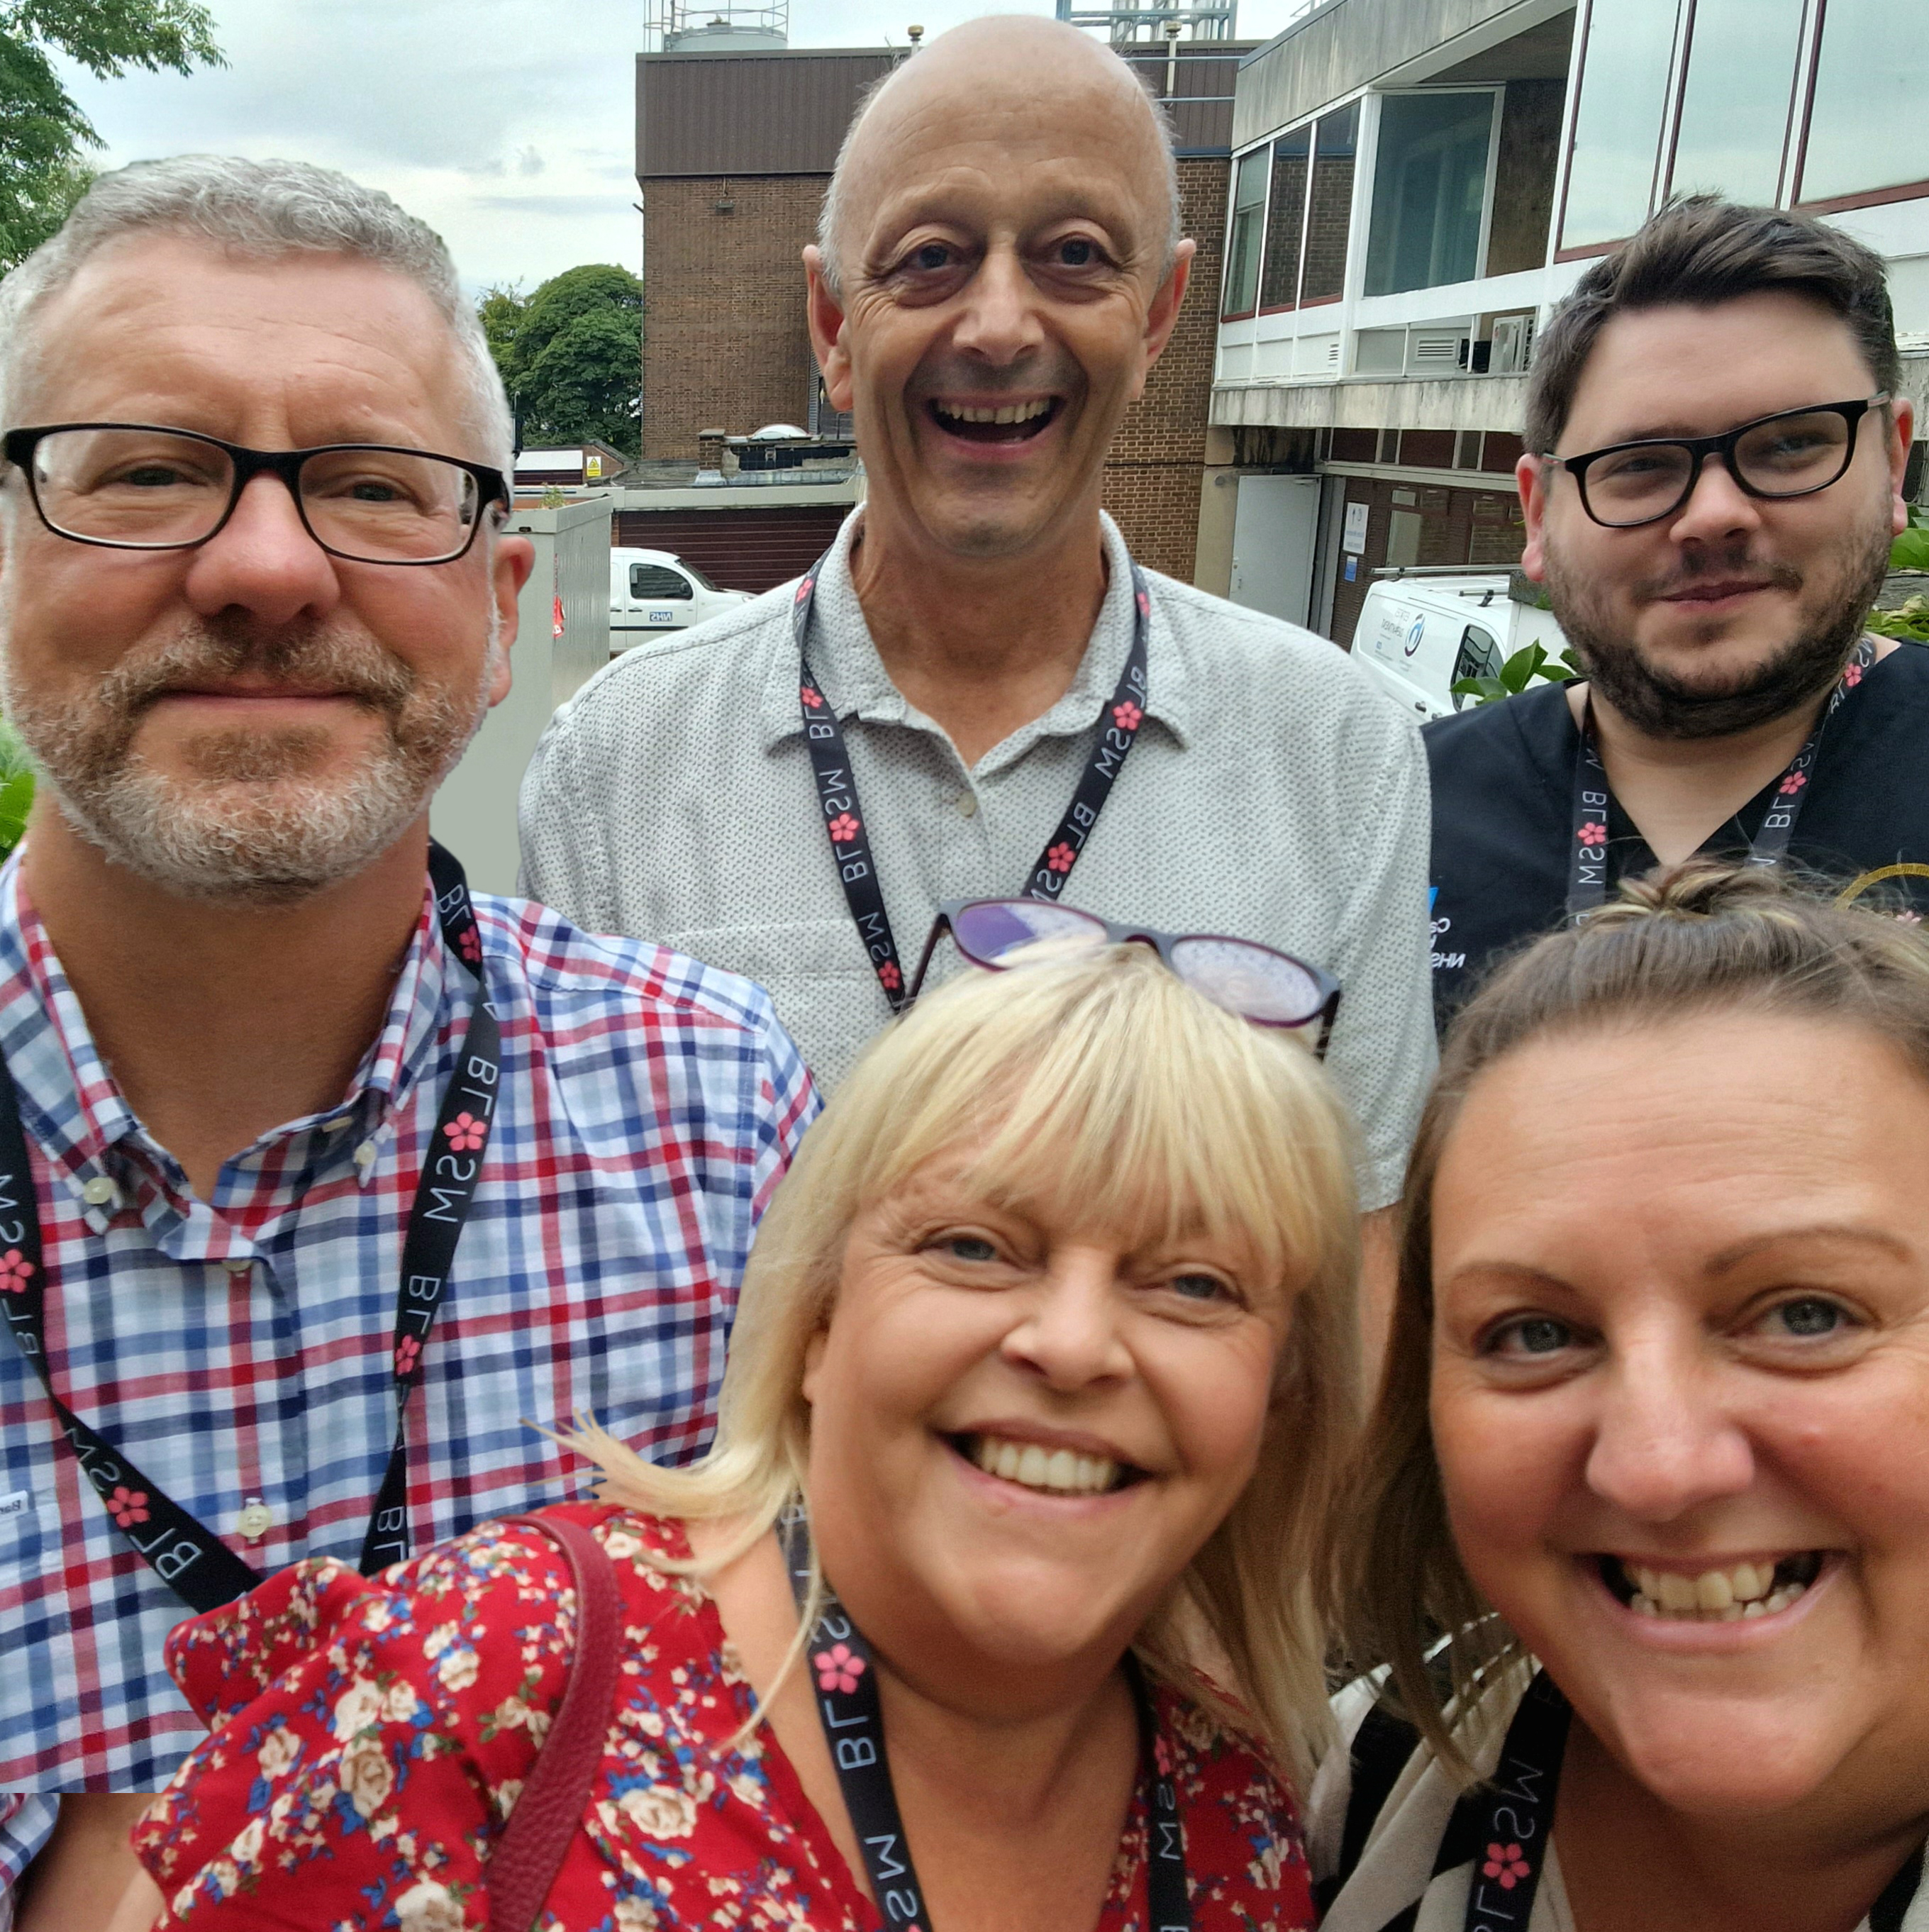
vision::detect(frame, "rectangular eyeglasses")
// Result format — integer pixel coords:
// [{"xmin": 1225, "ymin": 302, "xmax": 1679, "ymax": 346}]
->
[
  {"xmin": 1, "ymin": 423, "xmax": 511, "ymax": 565},
  {"xmin": 1541, "ymin": 394, "xmax": 1889, "ymax": 529}
]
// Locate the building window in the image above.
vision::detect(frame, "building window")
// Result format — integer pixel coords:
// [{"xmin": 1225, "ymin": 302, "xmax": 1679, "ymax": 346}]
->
[
  {"xmin": 1301, "ymin": 103, "xmax": 1359, "ymax": 304},
  {"xmin": 1222, "ymin": 146, "xmax": 1269, "ymax": 318},
  {"xmin": 1260, "ymin": 126, "xmax": 1311, "ymax": 310},
  {"xmin": 1669, "ymin": 0, "xmax": 1803, "ymax": 205},
  {"xmin": 1799, "ymin": 0, "xmax": 1929, "ymax": 205},
  {"xmin": 1560, "ymin": 0, "xmax": 1678, "ymax": 251},
  {"xmin": 1364, "ymin": 92, "xmax": 1496, "ymax": 296}
]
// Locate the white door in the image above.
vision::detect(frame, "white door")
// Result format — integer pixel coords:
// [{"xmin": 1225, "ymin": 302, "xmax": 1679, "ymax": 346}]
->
[{"xmin": 1230, "ymin": 474, "xmax": 1319, "ymax": 628}]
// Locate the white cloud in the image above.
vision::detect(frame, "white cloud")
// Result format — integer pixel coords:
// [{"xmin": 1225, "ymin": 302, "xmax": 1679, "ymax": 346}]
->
[{"xmin": 52, "ymin": 0, "xmax": 1313, "ymax": 293}]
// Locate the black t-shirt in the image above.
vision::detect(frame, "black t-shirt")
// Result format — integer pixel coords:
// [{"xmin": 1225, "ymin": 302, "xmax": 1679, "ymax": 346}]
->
[{"xmin": 1424, "ymin": 640, "xmax": 1929, "ymax": 1026}]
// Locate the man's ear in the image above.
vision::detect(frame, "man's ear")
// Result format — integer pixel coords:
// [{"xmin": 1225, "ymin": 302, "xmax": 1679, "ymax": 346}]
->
[
  {"xmin": 1887, "ymin": 395, "xmax": 1916, "ymax": 535},
  {"xmin": 487, "ymin": 531, "xmax": 535, "ymax": 710},
  {"xmin": 1127, "ymin": 239, "xmax": 1196, "ymax": 404},
  {"xmin": 804, "ymin": 245, "xmax": 854, "ymax": 415},
  {"xmin": 1517, "ymin": 453, "xmax": 1552, "ymax": 583}
]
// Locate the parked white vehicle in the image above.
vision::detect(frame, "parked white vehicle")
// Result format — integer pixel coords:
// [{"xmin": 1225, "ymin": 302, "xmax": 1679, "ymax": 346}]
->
[
  {"xmin": 1350, "ymin": 570, "xmax": 1570, "ymax": 721},
  {"xmin": 608, "ymin": 547, "xmax": 754, "ymax": 652}
]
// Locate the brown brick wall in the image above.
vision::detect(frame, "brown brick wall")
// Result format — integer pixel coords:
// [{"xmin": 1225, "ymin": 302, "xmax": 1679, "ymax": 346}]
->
[
  {"xmin": 641, "ymin": 174, "xmax": 823, "ymax": 460},
  {"xmin": 1100, "ymin": 155, "xmax": 1226, "ymax": 582},
  {"xmin": 638, "ymin": 157, "xmax": 1228, "ymax": 579}
]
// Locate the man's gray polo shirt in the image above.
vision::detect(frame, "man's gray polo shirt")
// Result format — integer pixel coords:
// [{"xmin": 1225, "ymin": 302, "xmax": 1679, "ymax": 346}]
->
[{"xmin": 519, "ymin": 511, "xmax": 1435, "ymax": 1210}]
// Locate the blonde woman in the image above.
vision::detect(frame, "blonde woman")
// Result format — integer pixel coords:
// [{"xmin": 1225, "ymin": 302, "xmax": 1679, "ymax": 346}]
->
[{"xmin": 119, "ymin": 919, "xmax": 1360, "ymax": 1931}]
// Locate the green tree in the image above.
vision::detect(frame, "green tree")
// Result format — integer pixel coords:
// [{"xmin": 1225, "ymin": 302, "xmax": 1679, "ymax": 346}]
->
[
  {"xmin": 482, "ymin": 263, "xmax": 642, "ymax": 457},
  {"xmin": 0, "ymin": 1, "xmax": 224, "ymax": 268},
  {"xmin": 475, "ymin": 278, "xmax": 525, "ymax": 370}
]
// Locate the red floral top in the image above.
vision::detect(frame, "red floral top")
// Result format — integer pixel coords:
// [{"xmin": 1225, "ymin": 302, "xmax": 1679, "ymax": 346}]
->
[{"xmin": 133, "ymin": 1504, "xmax": 1317, "ymax": 1931}]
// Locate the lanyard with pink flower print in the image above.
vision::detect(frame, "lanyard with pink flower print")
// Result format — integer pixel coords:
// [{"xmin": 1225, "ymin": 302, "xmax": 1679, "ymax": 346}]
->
[
  {"xmin": 0, "ymin": 838, "xmax": 501, "ymax": 1615},
  {"xmin": 792, "ymin": 548, "xmax": 1152, "ymax": 1014},
  {"xmin": 1457, "ymin": 1670, "xmax": 1569, "ymax": 1932},
  {"xmin": 778, "ymin": 1504, "xmax": 1191, "ymax": 1931},
  {"xmin": 1566, "ymin": 635, "xmax": 1877, "ymax": 921}
]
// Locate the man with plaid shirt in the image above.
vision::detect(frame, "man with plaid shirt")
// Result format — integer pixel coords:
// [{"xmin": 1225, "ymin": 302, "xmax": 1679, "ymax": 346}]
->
[{"xmin": 0, "ymin": 158, "xmax": 816, "ymax": 1927}]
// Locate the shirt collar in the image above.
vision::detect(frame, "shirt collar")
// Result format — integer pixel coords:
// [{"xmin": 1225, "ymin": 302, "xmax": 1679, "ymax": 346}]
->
[
  {"xmin": 0, "ymin": 857, "xmax": 454, "ymax": 1234},
  {"xmin": 758, "ymin": 507, "xmax": 1195, "ymax": 754}
]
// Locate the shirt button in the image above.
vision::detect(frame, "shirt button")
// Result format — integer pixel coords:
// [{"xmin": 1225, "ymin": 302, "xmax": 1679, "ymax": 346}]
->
[
  {"xmin": 957, "ymin": 792, "xmax": 978, "ymax": 818},
  {"xmin": 236, "ymin": 1499, "xmax": 272, "ymax": 1542},
  {"xmin": 80, "ymin": 1176, "xmax": 118, "ymax": 1208},
  {"xmin": 353, "ymin": 1140, "xmax": 379, "ymax": 1169},
  {"xmin": 223, "ymin": 1257, "xmax": 251, "ymax": 1275}
]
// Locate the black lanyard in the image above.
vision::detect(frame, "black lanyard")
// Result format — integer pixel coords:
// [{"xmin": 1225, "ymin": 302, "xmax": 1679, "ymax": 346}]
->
[
  {"xmin": 0, "ymin": 838, "xmax": 501, "ymax": 1614},
  {"xmin": 1457, "ymin": 1670, "xmax": 1569, "ymax": 1931},
  {"xmin": 792, "ymin": 547, "xmax": 1152, "ymax": 1014},
  {"xmin": 1454, "ymin": 1670, "xmax": 1923, "ymax": 1932},
  {"xmin": 1567, "ymin": 637, "xmax": 1875, "ymax": 919},
  {"xmin": 779, "ymin": 1506, "xmax": 1191, "ymax": 1932}
]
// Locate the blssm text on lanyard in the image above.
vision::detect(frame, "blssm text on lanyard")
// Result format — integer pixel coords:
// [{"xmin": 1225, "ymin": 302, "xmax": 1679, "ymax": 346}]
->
[
  {"xmin": 777, "ymin": 1504, "xmax": 1192, "ymax": 1932},
  {"xmin": 791, "ymin": 546, "xmax": 1153, "ymax": 1013},
  {"xmin": 0, "ymin": 838, "xmax": 501, "ymax": 1614},
  {"xmin": 1567, "ymin": 636, "xmax": 1876, "ymax": 920}
]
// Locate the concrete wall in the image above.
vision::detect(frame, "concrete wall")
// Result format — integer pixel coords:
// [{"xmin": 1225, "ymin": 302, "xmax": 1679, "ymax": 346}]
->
[
  {"xmin": 1233, "ymin": 0, "xmax": 1560, "ymax": 148},
  {"xmin": 432, "ymin": 499, "xmax": 611, "ymax": 897}
]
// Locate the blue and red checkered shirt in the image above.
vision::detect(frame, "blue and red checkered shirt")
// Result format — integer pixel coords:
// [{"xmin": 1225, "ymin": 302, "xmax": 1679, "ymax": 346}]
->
[{"xmin": 0, "ymin": 856, "xmax": 815, "ymax": 1828}]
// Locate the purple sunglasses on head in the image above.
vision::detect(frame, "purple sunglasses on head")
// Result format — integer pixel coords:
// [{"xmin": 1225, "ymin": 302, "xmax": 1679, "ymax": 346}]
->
[{"xmin": 908, "ymin": 899, "xmax": 1342, "ymax": 1056}]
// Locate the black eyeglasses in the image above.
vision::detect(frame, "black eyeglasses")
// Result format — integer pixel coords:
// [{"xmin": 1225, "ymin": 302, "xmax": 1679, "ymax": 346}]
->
[
  {"xmin": 910, "ymin": 899, "xmax": 1343, "ymax": 1055},
  {"xmin": 1541, "ymin": 394, "xmax": 1890, "ymax": 529},
  {"xmin": 1, "ymin": 423, "xmax": 511, "ymax": 565}
]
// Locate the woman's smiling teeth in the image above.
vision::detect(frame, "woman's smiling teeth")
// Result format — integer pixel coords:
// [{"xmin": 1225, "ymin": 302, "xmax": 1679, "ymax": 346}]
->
[
  {"xmin": 967, "ymin": 1433, "xmax": 1123, "ymax": 1495},
  {"xmin": 1606, "ymin": 1552, "xmax": 1824, "ymax": 1620}
]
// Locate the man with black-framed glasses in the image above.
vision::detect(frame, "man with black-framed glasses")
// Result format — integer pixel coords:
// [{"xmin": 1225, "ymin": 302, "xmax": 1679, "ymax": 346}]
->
[
  {"xmin": 0, "ymin": 157, "xmax": 816, "ymax": 1926},
  {"xmin": 1425, "ymin": 196, "xmax": 1929, "ymax": 1025}
]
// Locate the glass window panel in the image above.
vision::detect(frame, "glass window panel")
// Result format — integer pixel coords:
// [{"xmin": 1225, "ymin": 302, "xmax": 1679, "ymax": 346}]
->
[
  {"xmin": 1260, "ymin": 127, "xmax": 1311, "ymax": 310},
  {"xmin": 1301, "ymin": 102, "xmax": 1359, "ymax": 303},
  {"xmin": 1560, "ymin": 0, "xmax": 1679, "ymax": 250},
  {"xmin": 1801, "ymin": 0, "xmax": 1929, "ymax": 204},
  {"xmin": 1669, "ymin": 0, "xmax": 1803, "ymax": 205},
  {"xmin": 1221, "ymin": 145, "xmax": 1269, "ymax": 318},
  {"xmin": 1364, "ymin": 92, "xmax": 1496, "ymax": 297}
]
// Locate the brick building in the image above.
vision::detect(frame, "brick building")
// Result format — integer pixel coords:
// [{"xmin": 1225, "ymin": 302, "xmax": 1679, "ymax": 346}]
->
[{"xmin": 635, "ymin": 36, "xmax": 1254, "ymax": 581}]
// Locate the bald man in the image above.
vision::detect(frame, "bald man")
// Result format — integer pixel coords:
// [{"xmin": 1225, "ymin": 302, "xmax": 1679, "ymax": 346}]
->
[{"xmin": 521, "ymin": 17, "xmax": 1435, "ymax": 1301}]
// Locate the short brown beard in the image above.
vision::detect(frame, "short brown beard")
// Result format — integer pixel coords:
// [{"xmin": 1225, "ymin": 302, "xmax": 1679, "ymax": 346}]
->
[
  {"xmin": 2, "ymin": 611, "xmax": 493, "ymax": 904},
  {"xmin": 1542, "ymin": 512, "xmax": 1892, "ymax": 741}
]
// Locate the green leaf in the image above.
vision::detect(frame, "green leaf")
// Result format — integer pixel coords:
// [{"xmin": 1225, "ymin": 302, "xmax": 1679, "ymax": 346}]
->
[
  {"xmin": 1889, "ymin": 526, "xmax": 1929, "ymax": 571},
  {"xmin": 0, "ymin": 765, "xmax": 34, "ymax": 857}
]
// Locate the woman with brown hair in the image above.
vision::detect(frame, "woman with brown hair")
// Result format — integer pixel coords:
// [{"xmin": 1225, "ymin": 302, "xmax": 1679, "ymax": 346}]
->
[{"xmin": 1313, "ymin": 864, "xmax": 1929, "ymax": 1932}]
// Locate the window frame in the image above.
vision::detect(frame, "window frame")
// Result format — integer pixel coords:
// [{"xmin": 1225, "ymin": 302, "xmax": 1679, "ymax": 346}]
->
[
  {"xmin": 1791, "ymin": 0, "xmax": 1929, "ymax": 213},
  {"xmin": 1552, "ymin": 0, "xmax": 1929, "ymax": 260},
  {"xmin": 1360, "ymin": 85, "xmax": 1503, "ymax": 301},
  {"xmin": 628, "ymin": 562, "xmax": 694, "ymax": 601}
]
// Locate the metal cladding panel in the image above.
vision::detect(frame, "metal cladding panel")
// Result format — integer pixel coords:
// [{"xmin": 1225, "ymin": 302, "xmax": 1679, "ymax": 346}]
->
[
  {"xmin": 638, "ymin": 50, "xmax": 898, "ymax": 177},
  {"xmin": 1118, "ymin": 48, "xmax": 1250, "ymax": 154},
  {"xmin": 613, "ymin": 503, "xmax": 852, "ymax": 592}
]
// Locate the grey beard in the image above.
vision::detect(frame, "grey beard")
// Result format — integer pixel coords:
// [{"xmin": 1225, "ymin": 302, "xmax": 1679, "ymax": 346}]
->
[
  {"xmin": 1542, "ymin": 521, "xmax": 1891, "ymax": 742},
  {"xmin": 1, "ymin": 610, "xmax": 497, "ymax": 906}
]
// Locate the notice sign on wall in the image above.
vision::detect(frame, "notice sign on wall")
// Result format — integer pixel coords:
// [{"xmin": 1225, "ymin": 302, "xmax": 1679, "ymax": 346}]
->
[{"xmin": 1342, "ymin": 501, "xmax": 1369, "ymax": 555}]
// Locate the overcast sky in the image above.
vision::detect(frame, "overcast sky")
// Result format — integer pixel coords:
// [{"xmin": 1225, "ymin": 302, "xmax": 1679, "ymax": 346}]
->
[{"xmin": 54, "ymin": 0, "xmax": 1312, "ymax": 294}]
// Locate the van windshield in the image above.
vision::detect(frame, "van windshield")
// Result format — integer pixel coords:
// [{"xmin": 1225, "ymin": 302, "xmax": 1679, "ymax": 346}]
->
[{"xmin": 676, "ymin": 557, "xmax": 721, "ymax": 592}]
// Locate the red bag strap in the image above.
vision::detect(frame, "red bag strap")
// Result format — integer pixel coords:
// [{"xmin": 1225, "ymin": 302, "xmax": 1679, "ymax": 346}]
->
[{"xmin": 486, "ymin": 1513, "xmax": 623, "ymax": 1932}]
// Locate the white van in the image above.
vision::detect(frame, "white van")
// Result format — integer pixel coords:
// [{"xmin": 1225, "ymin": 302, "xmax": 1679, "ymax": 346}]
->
[
  {"xmin": 1350, "ymin": 570, "xmax": 1569, "ymax": 721},
  {"xmin": 609, "ymin": 548, "xmax": 755, "ymax": 653}
]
